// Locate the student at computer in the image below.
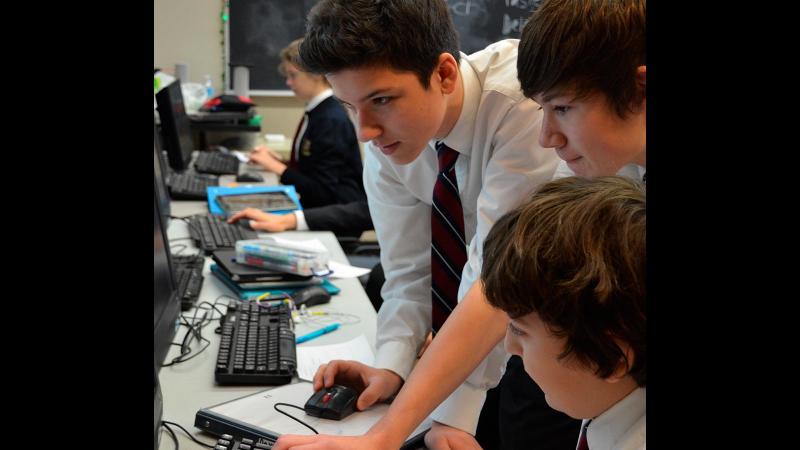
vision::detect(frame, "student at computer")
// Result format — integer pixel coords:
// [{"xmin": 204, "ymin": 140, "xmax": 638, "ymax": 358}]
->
[
  {"xmin": 249, "ymin": 38, "xmax": 366, "ymax": 209},
  {"xmin": 274, "ymin": 177, "xmax": 646, "ymax": 450},
  {"xmin": 272, "ymin": 0, "xmax": 646, "ymax": 449},
  {"xmin": 271, "ymin": 1, "xmax": 567, "ymax": 449},
  {"xmin": 482, "ymin": 176, "xmax": 646, "ymax": 450}
]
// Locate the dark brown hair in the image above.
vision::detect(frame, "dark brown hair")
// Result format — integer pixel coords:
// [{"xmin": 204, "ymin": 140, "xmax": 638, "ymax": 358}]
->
[
  {"xmin": 298, "ymin": 0, "xmax": 460, "ymax": 89},
  {"xmin": 517, "ymin": 0, "xmax": 646, "ymax": 117},
  {"xmin": 482, "ymin": 176, "xmax": 646, "ymax": 386}
]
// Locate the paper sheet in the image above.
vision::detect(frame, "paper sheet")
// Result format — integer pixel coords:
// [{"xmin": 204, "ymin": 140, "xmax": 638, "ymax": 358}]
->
[
  {"xmin": 231, "ymin": 150, "xmax": 250, "ymax": 162},
  {"xmin": 265, "ymin": 133, "xmax": 287, "ymax": 142},
  {"xmin": 327, "ymin": 261, "xmax": 372, "ymax": 279},
  {"xmin": 296, "ymin": 334, "xmax": 375, "ymax": 382}
]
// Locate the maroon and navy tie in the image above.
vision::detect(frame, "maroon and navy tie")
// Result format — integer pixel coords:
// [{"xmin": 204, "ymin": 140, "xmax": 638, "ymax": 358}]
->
[
  {"xmin": 289, "ymin": 113, "xmax": 307, "ymax": 168},
  {"xmin": 576, "ymin": 419, "xmax": 592, "ymax": 450},
  {"xmin": 431, "ymin": 141, "xmax": 467, "ymax": 333}
]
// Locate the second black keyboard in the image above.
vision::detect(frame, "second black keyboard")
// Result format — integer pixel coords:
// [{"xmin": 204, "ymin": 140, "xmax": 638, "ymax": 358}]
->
[
  {"xmin": 167, "ymin": 172, "xmax": 219, "ymax": 200},
  {"xmin": 195, "ymin": 151, "xmax": 240, "ymax": 175},
  {"xmin": 188, "ymin": 214, "xmax": 258, "ymax": 253},
  {"xmin": 215, "ymin": 302, "xmax": 297, "ymax": 385}
]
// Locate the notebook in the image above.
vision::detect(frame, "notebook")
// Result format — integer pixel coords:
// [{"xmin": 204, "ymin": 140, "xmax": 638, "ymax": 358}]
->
[
  {"xmin": 211, "ymin": 249, "xmax": 316, "ymax": 284},
  {"xmin": 194, "ymin": 381, "xmax": 431, "ymax": 448},
  {"xmin": 210, "ymin": 264, "xmax": 340, "ymax": 300}
]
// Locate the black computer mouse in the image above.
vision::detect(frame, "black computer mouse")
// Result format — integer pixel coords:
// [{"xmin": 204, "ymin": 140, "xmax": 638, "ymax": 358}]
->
[
  {"xmin": 304, "ymin": 384, "xmax": 358, "ymax": 420},
  {"xmin": 292, "ymin": 285, "xmax": 331, "ymax": 308},
  {"xmin": 236, "ymin": 172, "xmax": 264, "ymax": 182}
]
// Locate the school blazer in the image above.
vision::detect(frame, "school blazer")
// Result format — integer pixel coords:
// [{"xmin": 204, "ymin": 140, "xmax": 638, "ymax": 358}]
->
[{"xmin": 280, "ymin": 96, "xmax": 366, "ymax": 209}]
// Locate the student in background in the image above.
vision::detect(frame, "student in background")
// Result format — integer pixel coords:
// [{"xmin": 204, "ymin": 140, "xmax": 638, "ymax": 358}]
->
[
  {"xmin": 272, "ymin": 0, "xmax": 645, "ymax": 449},
  {"xmin": 249, "ymin": 38, "xmax": 366, "ymax": 209},
  {"xmin": 276, "ymin": 0, "xmax": 564, "ymax": 449},
  {"xmin": 480, "ymin": 176, "xmax": 646, "ymax": 450}
]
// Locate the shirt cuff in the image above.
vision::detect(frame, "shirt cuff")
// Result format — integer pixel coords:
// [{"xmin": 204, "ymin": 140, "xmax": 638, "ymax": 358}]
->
[
  {"xmin": 373, "ymin": 340, "xmax": 417, "ymax": 381},
  {"xmin": 429, "ymin": 381, "xmax": 488, "ymax": 435},
  {"xmin": 294, "ymin": 211, "xmax": 309, "ymax": 231}
]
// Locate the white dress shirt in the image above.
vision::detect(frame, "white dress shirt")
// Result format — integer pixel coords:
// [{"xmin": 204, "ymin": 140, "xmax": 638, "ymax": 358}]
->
[
  {"xmin": 363, "ymin": 39, "xmax": 559, "ymax": 434},
  {"xmin": 584, "ymin": 387, "xmax": 646, "ymax": 450}
]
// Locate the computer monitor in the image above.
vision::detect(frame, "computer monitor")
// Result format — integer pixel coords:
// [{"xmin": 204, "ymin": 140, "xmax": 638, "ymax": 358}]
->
[
  {"xmin": 154, "ymin": 116, "xmax": 171, "ymax": 223},
  {"xmin": 156, "ymin": 80, "xmax": 195, "ymax": 171},
  {"xmin": 154, "ymin": 173, "xmax": 180, "ymax": 371}
]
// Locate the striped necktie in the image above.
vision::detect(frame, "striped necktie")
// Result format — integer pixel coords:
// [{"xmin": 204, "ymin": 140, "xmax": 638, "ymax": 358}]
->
[
  {"xmin": 431, "ymin": 141, "xmax": 467, "ymax": 333},
  {"xmin": 576, "ymin": 419, "xmax": 592, "ymax": 450},
  {"xmin": 289, "ymin": 113, "xmax": 307, "ymax": 168}
]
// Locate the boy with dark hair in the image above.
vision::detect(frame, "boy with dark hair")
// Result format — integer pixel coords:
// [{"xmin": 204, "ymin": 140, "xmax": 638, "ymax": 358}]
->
[
  {"xmin": 521, "ymin": 0, "xmax": 646, "ymax": 180},
  {"xmin": 481, "ymin": 176, "xmax": 646, "ymax": 450},
  {"xmin": 273, "ymin": 0, "xmax": 645, "ymax": 449},
  {"xmin": 286, "ymin": 0, "xmax": 563, "ymax": 449}
]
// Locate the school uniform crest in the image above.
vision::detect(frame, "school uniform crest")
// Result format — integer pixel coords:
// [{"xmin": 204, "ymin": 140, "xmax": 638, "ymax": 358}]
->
[{"xmin": 301, "ymin": 139, "xmax": 312, "ymax": 157}]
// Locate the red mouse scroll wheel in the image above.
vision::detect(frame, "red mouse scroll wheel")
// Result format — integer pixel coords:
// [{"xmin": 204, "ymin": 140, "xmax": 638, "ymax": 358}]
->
[{"xmin": 322, "ymin": 393, "xmax": 332, "ymax": 404}]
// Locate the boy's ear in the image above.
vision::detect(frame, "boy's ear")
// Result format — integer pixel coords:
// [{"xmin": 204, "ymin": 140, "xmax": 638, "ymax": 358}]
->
[
  {"xmin": 605, "ymin": 338, "xmax": 635, "ymax": 383},
  {"xmin": 636, "ymin": 65, "xmax": 646, "ymax": 98},
  {"xmin": 435, "ymin": 53, "xmax": 460, "ymax": 95}
]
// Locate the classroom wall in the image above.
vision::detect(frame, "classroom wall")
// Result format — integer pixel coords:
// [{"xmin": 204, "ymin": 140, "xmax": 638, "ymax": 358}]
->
[{"xmin": 154, "ymin": 0, "xmax": 305, "ymax": 139}]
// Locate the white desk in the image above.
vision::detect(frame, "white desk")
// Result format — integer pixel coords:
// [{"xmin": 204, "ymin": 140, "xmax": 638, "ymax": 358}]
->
[{"xmin": 159, "ymin": 200, "xmax": 377, "ymax": 450}]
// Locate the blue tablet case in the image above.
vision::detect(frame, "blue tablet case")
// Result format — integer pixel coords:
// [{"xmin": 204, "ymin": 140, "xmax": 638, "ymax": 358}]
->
[{"xmin": 206, "ymin": 185, "xmax": 302, "ymax": 217}]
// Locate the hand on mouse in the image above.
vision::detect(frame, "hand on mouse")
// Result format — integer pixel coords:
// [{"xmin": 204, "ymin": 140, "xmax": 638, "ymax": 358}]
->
[
  {"xmin": 424, "ymin": 422, "xmax": 483, "ymax": 450},
  {"xmin": 227, "ymin": 207, "xmax": 297, "ymax": 232},
  {"xmin": 249, "ymin": 145, "xmax": 287, "ymax": 175},
  {"xmin": 313, "ymin": 360, "xmax": 403, "ymax": 411}
]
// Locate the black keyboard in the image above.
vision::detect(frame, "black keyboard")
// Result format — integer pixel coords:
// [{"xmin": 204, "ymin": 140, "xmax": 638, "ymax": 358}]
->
[
  {"xmin": 188, "ymin": 215, "xmax": 258, "ymax": 253},
  {"xmin": 215, "ymin": 302, "xmax": 297, "ymax": 385},
  {"xmin": 212, "ymin": 434, "xmax": 274, "ymax": 450},
  {"xmin": 172, "ymin": 254, "xmax": 206, "ymax": 311},
  {"xmin": 195, "ymin": 151, "xmax": 240, "ymax": 175},
  {"xmin": 167, "ymin": 172, "xmax": 219, "ymax": 200}
]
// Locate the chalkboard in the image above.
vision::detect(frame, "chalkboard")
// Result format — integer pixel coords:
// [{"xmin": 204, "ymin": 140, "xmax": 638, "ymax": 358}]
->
[{"xmin": 227, "ymin": 0, "xmax": 542, "ymax": 95}]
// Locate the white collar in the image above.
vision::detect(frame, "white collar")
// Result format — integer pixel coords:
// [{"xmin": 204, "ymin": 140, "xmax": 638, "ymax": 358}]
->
[
  {"xmin": 435, "ymin": 53, "xmax": 479, "ymax": 157},
  {"xmin": 586, "ymin": 387, "xmax": 646, "ymax": 450},
  {"xmin": 305, "ymin": 88, "xmax": 333, "ymax": 112}
]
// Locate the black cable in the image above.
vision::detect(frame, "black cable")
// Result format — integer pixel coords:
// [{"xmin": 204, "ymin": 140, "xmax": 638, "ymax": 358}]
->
[
  {"xmin": 162, "ymin": 310, "xmax": 212, "ymax": 367},
  {"xmin": 170, "ymin": 243, "xmax": 189, "ymax": 254},
  {"xmin": 161, "ymin": 421, "xmax": 179, "ymax": 449},
  {"xmin": 162, "ymin": 420, "xmax": 216, "ymax": 449},
  {"xmin": 164, "ymin": 295, "xmax": 235, "ymax": 367},
  {"xmin": 170, "ymin": 214, "xmax": 203, "ymax": 238},
  {"xmin": 274, "ymin": 403, "xmax": 319, "ymax": 435}
]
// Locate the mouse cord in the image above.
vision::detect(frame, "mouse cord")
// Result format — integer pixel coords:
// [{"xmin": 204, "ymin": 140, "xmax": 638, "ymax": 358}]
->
[
  {"xmin": 273, "ymin": 403, "xmax": 319, "ymax": 435},
  {"xmin": 161, "ymin": 420, "xmax": 216, "ymax": 449}
]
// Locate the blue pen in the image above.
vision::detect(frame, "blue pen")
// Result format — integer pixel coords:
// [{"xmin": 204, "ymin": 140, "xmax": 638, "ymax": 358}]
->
[{"xmin": 296, "ymin": 323, "xmax": 340, "ymax": 344}]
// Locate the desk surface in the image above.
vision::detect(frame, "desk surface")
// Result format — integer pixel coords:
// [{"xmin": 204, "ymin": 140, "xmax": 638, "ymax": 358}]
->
[{"xmin": 159, "ymin": 200, "xmax": 377, "ymax": 450}]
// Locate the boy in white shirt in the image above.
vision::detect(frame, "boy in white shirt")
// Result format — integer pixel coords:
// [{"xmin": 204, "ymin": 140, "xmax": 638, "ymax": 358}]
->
[
  {"xmin": 273, "ymin": 0, "xmax": 646, "ymax": 449},
  {"xmin": 481, "ymin": 176, "xmax": 646, "ymax": 450},
  {"xmin": 282, "ymin": 0, "xmax": 566, "ymax": 449}
]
